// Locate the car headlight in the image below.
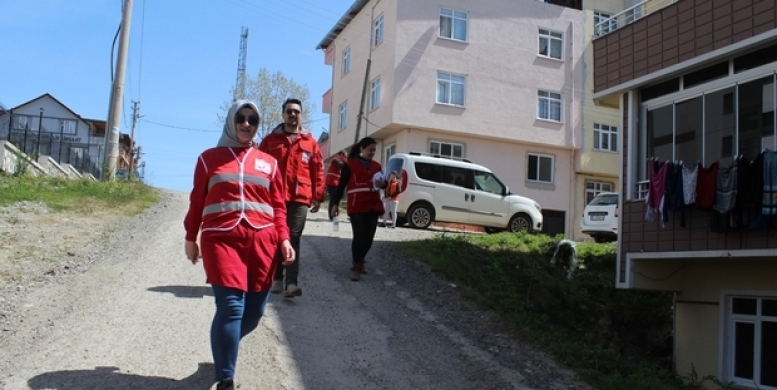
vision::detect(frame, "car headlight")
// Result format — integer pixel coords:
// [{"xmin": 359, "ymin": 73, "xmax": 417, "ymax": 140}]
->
[{"xmin": 534, "ymin": 202, "xmax": 541, "ymax": 211}]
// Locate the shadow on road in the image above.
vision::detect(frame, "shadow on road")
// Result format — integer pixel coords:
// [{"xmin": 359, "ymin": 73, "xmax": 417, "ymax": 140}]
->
[
  {"xmin": 28, "ymin": 362, "xmax": 214, "ymax": 390},
  {"xmin": 148, "ymin": 285, "xmax": 213, "ymax": 298}
]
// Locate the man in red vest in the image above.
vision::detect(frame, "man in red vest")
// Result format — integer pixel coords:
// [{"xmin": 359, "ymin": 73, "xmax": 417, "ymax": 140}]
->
[
  {"xmin": 325, "ymin": 150, "xmax": 347, "ymax": 220},
  {"xmin": 258, "ymin": 98, "xmax": 325, "ymax": 298}
]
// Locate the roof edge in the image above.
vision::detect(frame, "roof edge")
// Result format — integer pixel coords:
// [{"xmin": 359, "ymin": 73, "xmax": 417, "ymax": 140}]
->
[{"xmin": 316, "ymin": 0, "xmax": 370, "ymax": 50}]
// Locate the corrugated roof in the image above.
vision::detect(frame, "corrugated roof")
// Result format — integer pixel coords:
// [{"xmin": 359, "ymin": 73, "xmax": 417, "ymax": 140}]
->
[{"xmin": 316, "ymin": 0, "xmax": 370, "ymax": 50}]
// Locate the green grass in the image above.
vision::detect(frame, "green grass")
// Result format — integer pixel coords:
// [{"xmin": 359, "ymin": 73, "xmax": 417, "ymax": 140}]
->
[
  {"xmin": 0, "ymin": 175, "xmax": 160, "ymax": 215},
  {"xmin": 397, "ymin": 232, "xmax": 709, "ymax": 390}
]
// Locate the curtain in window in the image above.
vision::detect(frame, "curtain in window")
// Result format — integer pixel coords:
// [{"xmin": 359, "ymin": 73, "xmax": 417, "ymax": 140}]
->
[
  {"xmin": 451, "ymin": 82, "xmax": 464, "ymax": 105},
  {"xmin": 539, "ymin": 38, "xmax": 548, "ymax": 56},
  {"xmin": 437, "ymin": 81, "xmax": 449, "ymax": 103},
  {"xmin": 453, "ymin": 17, "xmax": 467, "ymax": 40},
  {"xmin": 550, "ymin": 100, "xmax": 561, "ymax": 120},
  {"xmin": 550, "ymin": 39, "xmax": 562, "ymax": 59},
  {"xmin": 440, "ymin": 16, "xmax": 452, "ymax": 38}
]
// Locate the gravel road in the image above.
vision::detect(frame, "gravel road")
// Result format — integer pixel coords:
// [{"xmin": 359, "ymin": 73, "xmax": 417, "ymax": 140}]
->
[{"xmin": 0, "ymin": 190, "xmax": 589, "ymax": 390}]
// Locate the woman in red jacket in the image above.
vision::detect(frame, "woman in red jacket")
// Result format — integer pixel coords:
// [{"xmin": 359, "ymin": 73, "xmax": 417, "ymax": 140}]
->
[
  {"xmin": 329, "ymin": 137, "xmax": 386, "ymax": 281},
  {"xmin": 184, "ymin": 100, "xmax": 294, "ymax": 390}
]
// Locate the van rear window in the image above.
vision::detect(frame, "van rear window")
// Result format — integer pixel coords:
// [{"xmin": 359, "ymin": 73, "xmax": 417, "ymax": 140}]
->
[{"xmin": 386, "ymin": 158, "xmax": 404, "ymax": 176}]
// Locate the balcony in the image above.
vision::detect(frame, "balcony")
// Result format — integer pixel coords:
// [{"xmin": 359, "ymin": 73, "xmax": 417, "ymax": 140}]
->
[
  {"xmin": 594, "ymin": 0, "xmax": 675, "ymax": 38},
  {"xmin": 322, "ymin": 88, "xmax": 332, "ymax": 114},
  {"xmin": 324, "ymin": 44, "xmax": 334, "ymax": 65}
]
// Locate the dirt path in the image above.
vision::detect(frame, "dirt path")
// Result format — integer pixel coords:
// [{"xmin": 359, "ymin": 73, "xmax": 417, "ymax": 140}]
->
[{"xmin": 0, "ymin": 191, "xmax": 588, "ymax": 390}]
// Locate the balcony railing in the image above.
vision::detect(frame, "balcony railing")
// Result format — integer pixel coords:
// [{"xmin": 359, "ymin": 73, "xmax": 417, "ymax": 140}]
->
[{"xmin": 594, "ymin": 0, "xmax": 676, "ymax": 38}]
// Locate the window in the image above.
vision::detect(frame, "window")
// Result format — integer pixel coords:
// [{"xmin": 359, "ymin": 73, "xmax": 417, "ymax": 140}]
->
[
  {"xmin": 339, "ymin": 101, "xmax": 348, "ymax": 130},
  {"xmin": 585, "ymin": 181, "xmax": 614, "ymax": 204},
  {"xmin": 430, "ymin": 140, "xmax": 464, "ymax": 159},
  {"xmin": 440, "ymin": 8, "xmax": 468, "ymax": 41},
  {"xmin": 373, "ymin": 15, "xmax": 384, "ymax": 47},
  {"xmin": 538, "ymin": 29, "xmax": 563, "ymax": 60},
  {"xmin": 415, "ymin": 162, "xmax": 443, "ymax": 182},
  {"xmin": 594, "ymin": 12, "xmax": 617, "ymax": 35},
  {"xmin": 473, "ymin": 170, "xmax": 506, "ymax": 195},
  {"xmin": 384, "ymin": 143, "xmax": 396, "ymax": 167},
  {"xmin": 13, "ymin": 115, "xmax": 29, "ymax": 130},
  {"xmin": 726, "ymin": 296, "xmax": 777, "ymax": 388},
  {"xmin": 528, "ymin": 153, "xmax": 553, "ymax": 183},
  {"xmin": 594, "ymin": 123, "xmax": 618, "ymax": 152},
  {"xmin": 370, "ymin": 77, "xmax": 381, "ymax": 110},
  {"xmin": 538, "ymin": 90, "xmax": 562, "ymax": 121},
  {"xmin": 60, "ymin": 120, "xmax": 76, "ymax": 135},
  {"xmin": 442, "ymin": 165, "xmax": 470, "ymax": 187},
  {"xmin": 635, "ymin": 73, "xmax": 776, "ymax": 188},
  {"xmin": 624, "ymin": 5, "xmax": 644, "ymax": 24},
  {"xmin": 342, "ymin": 47, "xmax": 351, "ymax": 75},
  {"xmin": 437, "ymin": 72, "xmax": 466, "ymax": 106}
]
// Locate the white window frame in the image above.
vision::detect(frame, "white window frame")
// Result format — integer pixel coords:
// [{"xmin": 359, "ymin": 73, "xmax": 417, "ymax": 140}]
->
[
  {"xmin": 594, "ymin": 123, "xmax": 618, "ymax": 152},
  {"xmin": 439, "ymin": 8, "xmax": 468, "ymax": 42},
  {"xmin": 527, "ymin": 153, "xmax": 554, "ymax": 183},
  {"xmin": 437, "ymin": 72, "xmax": 466, "ymax": 107},
  {"xmin": 370, "ymin": 77, "xmax": 382, "ymax": 111},
  {"xmin": 723, "ymin": 294, "xmax": 777, "ymax": 389},
  {"xmin": 585, "ymin": 181, "xmax": 614, "ymax": 204},
  {"xmin": 60, "ymin": 120, "xmax": 76, "ymax": 135},
  {"xmin": 341, "ymin": 47, "xmax": 351, "ymax": 75},
  {"xmin": 538, "ymin": 28, "xmax": 564, "ymax": 60},
  {"xmin": 373, "ymin": 15, "xmax": 384, "ymax": 48},
  {"xmin": 14, "ymin": 115, "xmax": 30, "ymax": 129},
  {"xmin": 594, "ymin": 11, "xmax": 617, "ymax": 35},
  {"xmin": 429, "ymin": 140, "xmax": 464, "ymax": 159},
  {"xmin": 538, "ymin": 90, "xmax": 562, "ymax": 122},
  {"xmin": 384, "ymin": 143, "xmax": 396, "ymax": 166},
  {"xmin": 338, "ymin": 101, "xmax": 348, "ymax": 131}
]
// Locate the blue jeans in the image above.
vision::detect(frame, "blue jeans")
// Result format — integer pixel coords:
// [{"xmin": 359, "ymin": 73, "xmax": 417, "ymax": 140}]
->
[{"xmin": 211, "ymin": 285, "xmax": 270, "ymax": 382}]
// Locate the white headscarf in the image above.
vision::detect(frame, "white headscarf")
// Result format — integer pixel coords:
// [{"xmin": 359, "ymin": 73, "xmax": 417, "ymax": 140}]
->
[{"xmin": 217, "ymin": 100, "xmax": 261, "ymax": 147}]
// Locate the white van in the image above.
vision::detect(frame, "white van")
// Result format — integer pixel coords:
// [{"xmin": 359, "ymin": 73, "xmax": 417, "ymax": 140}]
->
[{"xmin": 385, "ymin": 153, "xmax": 543, "ymax": 233}]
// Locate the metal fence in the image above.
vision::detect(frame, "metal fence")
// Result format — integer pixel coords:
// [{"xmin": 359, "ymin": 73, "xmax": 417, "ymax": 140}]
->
[{"xmin": 3, "ymin": 128, "xmax": 103, "ymax": 178}]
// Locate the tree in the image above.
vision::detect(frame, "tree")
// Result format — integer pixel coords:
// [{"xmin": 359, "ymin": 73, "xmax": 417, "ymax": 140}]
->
[{"xmin": 220, "ymin": 68, "xmax": 317, "ymax": 139}]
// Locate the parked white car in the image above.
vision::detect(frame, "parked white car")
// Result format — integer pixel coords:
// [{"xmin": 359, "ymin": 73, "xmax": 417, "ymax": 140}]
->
[
  {"xmin": 580, "ymin": 192, "xmax": 619, "ymax": 243},
  {"xmin": 384, "ymin": 153, "xmax": 543, "ymax": 233}
]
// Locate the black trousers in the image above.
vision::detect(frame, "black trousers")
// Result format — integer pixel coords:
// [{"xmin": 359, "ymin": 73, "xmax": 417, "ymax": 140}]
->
[
  {"xmin": 274, "ymin": 201, "xmax": 308, "ymax": 285},
  {"xmin": 349, "ymin": 210, "xmax": 380, "ymax": 264}
]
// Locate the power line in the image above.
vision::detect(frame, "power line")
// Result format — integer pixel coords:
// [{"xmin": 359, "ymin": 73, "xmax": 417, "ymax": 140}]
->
[{"xmin": 140, "ymin": 119, "xmax": 220, "ymax": 132}]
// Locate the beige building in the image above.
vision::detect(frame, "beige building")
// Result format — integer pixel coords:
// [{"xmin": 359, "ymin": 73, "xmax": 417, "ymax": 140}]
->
[{"xmin": 318, "ymin": 0, "xmax": 624, "ymax": 238}]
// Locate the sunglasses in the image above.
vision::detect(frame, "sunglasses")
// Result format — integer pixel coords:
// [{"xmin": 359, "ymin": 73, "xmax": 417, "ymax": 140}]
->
[
  {"xmin": 285, "ymin": 109, "xmax": 301, "ymax": 115},
  {"xmin": 235, "ymin": 114, "xmax": 259, "ymax": 126}
]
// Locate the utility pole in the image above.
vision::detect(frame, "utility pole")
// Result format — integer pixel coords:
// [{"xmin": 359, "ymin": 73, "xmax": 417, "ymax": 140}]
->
[
  {"xmin": 103, "ymin": 0, "xmax": 133, "ymax": 181},
  {"xmin": 127, "ymin": 100, "xmax": 142, "ymax": 180}
]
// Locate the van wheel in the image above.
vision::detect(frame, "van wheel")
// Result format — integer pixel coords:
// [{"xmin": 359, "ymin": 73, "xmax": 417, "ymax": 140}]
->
[
  {"xmin": 508, "ymin": 213, "xmax": 532, "ymax": 233},
  {"xmin": 407, "ymin": 204, "xmax": 433, "ymax": 229}
]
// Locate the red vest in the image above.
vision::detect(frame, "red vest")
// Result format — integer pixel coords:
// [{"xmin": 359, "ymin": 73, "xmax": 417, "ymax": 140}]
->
[
  {"xmin": 325, "ymin": 155, "xmax": 346, "ymax": 187},
  {"xmin": 258, "ymin": 130, "xmax": 324, "ymax": 205},
  {"xmin": 200, "ymin": 147, "xmax": 277, "ymax": 232},
  {"xmin": 346, "ymin": 159, "xmax": 385, "ymax": 214}
]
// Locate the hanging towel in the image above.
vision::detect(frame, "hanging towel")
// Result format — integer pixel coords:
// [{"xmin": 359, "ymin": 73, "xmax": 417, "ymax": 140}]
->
[
  {"xmin": 763, "ymin": 150, "xmax": 777, "ymax": 216},
  {"xmin": 682, "ymin": 163, "xmax": 698, "ymax": 205},
  {"xmin": 696, "ymin": 161, "xmax": 718, "ymax": 210},
  {"xmin": 713, "ymin": 161, "xmax": 737, "ymax": 214},
  {"xmin": 645, "ymin": 160, "xmax": 668, "ymax": 223}
]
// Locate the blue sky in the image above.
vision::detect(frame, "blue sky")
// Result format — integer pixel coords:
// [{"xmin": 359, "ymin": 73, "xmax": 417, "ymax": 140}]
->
[{"xmin": 0, "ymin": 0, "xmax": 356, "ymax": 192}]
